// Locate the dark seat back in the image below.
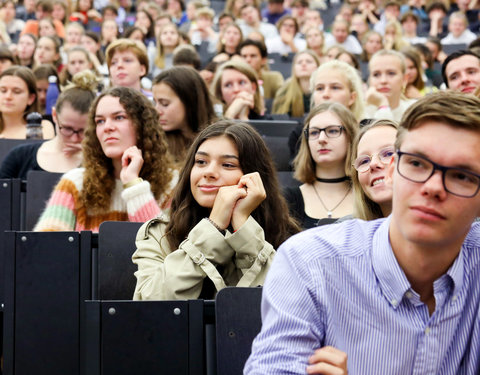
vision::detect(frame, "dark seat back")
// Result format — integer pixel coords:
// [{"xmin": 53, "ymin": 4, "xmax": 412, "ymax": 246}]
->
[
  {"xmin": 24, "ymin": 170, "xmax": 62, "ymax": 230},
  {"xmin": 84, "ymin": 300, "xmax": 205, "ymax": 375},
  {"xmin": 215, "ymin": 287, "xmax": 263, "ymax": 375},
  {"xmin": 3, "ymin": 231, "xmax": 92, "ymax": 375},
  {"xmin": 0, "ymin": 139, "xmax": 43, "ymax": 165},
  {"xmin": 96, "ymin": 221, "xmax": 143, "ymax": 300}
]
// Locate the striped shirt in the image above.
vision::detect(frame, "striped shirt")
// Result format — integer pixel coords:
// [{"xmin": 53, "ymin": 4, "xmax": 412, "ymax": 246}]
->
[{"xmin": 244, "ymin": 217, "xmax": 480, "ymax": 374}]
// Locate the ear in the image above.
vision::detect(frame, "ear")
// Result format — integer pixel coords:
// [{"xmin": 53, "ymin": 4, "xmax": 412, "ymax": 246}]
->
[
  {"xmin": 261, "ymin": 57, "xmax": 267, "ymax": 67},
  {"xmin": 51, "ymin": 107, "xmax": 57, "ymax": 124},
  {"xmin": 27, "ymin": 93, "xmax": 36, "ymax": 106},
  {"xmin": 139, "ymin": 64, "xmax": 146, "ymax": 78},
  {"xmin": 251, "ymin": 80, "xmax": 257, "ymax": 93},
  {"xmin": 348, "ymin": 90, "xmax": 357, "ymax": 107}
]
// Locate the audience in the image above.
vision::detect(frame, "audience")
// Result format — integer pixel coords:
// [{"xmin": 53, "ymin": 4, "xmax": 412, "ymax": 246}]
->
[{"xmin": 0, "ymin": 71, "xmax": 98, "ymax": 179}]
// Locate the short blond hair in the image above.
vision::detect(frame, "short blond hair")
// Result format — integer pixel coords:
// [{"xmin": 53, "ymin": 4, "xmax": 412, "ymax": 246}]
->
[{"xmin": 105, "ymin": 38, "xmax": 149, "ymax": 77}]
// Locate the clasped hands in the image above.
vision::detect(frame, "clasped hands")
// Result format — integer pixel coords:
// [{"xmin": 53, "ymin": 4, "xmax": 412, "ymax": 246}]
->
[{"xmin": 208, "ymin": 172, "xmax": 266, "ymax": 232}]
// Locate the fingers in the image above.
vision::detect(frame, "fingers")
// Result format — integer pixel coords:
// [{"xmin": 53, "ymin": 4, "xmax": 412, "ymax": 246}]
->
[
  {"xmin": 306, "ymin": 346, "xmax": 348, "ymax": 375},
  {"xmin": 210, "ymin": 185, "xmax": 248, "ymax": 229},
  {"xmin": 120, "ymin": 146, "xmax": 144, "ymax": 184}
]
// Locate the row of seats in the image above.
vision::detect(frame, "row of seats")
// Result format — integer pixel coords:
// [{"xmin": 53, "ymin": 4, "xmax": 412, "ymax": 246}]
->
[{"xmin": 2, "ymin": 222, "xmax": 262, "ymax": 375}]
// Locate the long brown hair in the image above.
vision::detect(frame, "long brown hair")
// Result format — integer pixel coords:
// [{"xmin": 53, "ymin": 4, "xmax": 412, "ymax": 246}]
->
[
  {"xmin": 153, "ymin": 66, "xmax": 217, "ymax": 164},
  {"xmin": 83, "ymin": 86, "xmax": 173, "ymax": 212},
  {"xmin": 165, "ymin": 120, "xmax": 300, "ymax": 250}
]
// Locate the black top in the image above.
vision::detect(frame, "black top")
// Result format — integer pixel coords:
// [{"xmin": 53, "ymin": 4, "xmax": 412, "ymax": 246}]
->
[
  {"xmin": 0, "ymin": 142, "xmax": 45, "ymax": 179},
  {"xmin": 283, "ymin": 186, "xmax": 338, "ymax": 230}
]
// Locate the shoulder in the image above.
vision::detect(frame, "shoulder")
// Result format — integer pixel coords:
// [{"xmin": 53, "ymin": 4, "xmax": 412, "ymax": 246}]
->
[
  {"xmin": 57, "ymin": 167, "xmax": 85, "ymax": 191},
  {"xmin": 278, "ymin": 218, "xmax": 386, "ymax": 263},
  {"xmin": 6, "ymin": 141, "xmax": 43, "ymax": 156},
  {"xmin": 262, "ymin": 70, "xmax": 283, "ymax": 80}
]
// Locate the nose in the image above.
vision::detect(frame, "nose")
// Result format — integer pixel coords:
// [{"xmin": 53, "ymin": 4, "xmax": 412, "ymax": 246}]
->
[
  {"xmin": 369, "ymin": 154, "xmax": 384, "ymax": 170},
  {"xmin": 318, "ymin": 129, "xmax": 328, "ymax": 142},
  {"xmin": 103, "ymin": 117, "xmax": 116, "ymax": 131},
  {"xmin": 420, "ymin": 170, "xmax": 447, "ymax": 200},
  {"xmin": 203, "ymin": 161, "xmax": 219, "ymax": 178},
  {"xmin": 322, "ymin": 88, "xmax": 330, "ymax": 99}
]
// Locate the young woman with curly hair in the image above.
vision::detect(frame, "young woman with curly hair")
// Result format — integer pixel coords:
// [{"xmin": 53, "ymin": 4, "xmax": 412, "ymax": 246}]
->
[
  {"xmin": 132, "ymin": 120, "xmax": 300, "ymax": 300},
  {"xmin": 35, "ymin": 86, "xmax": 175, "ymax": 232}
]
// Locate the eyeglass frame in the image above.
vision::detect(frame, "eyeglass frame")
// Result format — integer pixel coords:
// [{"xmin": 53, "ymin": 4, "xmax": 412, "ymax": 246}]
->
[
  {"xmin": 353, "ymin": 146, "xmax": 395, "ymax": 173},
  {"xmin": 56, "ymin": 116, "xmax": 85, "ymax": 137},
  {"xmin": 396, "ymin": 150, "xmax": 480, "ymax": 198},
  {"xmin": 304, "ymin": 125, "xmax": 344, "ymax": 140}
]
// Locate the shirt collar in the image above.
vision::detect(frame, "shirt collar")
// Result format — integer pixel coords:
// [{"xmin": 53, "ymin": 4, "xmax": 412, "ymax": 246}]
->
[
  {"xmin": 372, "ymin": 215, "xmax": 466, "ymax": 309},
  {"xmin": 372, "ymin": 215, "xmax": 412, "ymax": 309}
]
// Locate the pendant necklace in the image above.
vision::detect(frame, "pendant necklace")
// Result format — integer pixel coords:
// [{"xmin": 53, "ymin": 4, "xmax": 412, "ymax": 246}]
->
[{"xmin": 312, "ymin": 183, "xmax": 351, "ymax": 219}]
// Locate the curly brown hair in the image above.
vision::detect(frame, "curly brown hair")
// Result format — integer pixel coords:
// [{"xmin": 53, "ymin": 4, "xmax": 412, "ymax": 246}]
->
[{"xmin": 82, "ymin": 86, "xmax": 173, "ymax": 213}]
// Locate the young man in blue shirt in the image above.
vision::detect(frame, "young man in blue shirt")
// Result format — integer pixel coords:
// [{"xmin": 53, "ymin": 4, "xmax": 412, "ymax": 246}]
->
[{"xmin": 244, "ymin": 91, "xmax": 480, "ymax": 375}]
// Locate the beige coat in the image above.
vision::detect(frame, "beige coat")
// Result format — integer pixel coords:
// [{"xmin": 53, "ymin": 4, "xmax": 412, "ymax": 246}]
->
[{"xmin": 132, "ymin": 216, "xmax": 275, "ymax": 300}]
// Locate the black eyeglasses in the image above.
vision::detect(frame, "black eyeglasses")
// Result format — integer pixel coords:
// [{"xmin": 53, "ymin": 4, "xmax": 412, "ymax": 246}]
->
[
  {"xmin": 57, "ymin": 120, "xmax": 84, "ymax": 137},
  {"xmin": 353, "ymin": 147, "xmax": 395, "ymax": 173},
  {"xmin": 304, "ymin": 125, "xmax": 344, "ymax": 140},
  {"xmin": 396, "ymin": 150, "xmax": 480, "ymax": 198}
]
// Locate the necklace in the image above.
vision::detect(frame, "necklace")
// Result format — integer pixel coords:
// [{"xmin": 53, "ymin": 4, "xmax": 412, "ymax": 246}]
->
[
  {"xmin": 316, "ymin": 176, "xmax": 350, "ymax": 183},
  {"xmin": 312, "ymin": 183, "xmax": 351, "ymax": 219}
]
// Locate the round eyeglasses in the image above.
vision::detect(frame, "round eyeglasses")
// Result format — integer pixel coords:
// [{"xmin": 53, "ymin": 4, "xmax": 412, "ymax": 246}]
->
[
  {"xmin": 396, "ymin": 150, "xmax": 480, "ymax": 198},
  {"xmin": 353, "ymin": 147, "xmax": 395, "ymax": 173},
  {"xmin": 304, "ymin": 125, "xmax": 344, "ymax": 140}
]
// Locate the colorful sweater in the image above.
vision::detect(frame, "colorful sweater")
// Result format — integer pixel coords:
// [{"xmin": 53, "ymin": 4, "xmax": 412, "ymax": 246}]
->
[{"xmin": 34, "ymin": 168, "xmax": 173, "ymax": 232}]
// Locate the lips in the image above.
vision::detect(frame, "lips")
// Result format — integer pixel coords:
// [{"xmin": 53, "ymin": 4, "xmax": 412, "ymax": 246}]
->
[
  {"xmin": 370, "ymin": 177, "xmax": 385, "ymax": 187},
  {"xmin": 318, "ymin": 149, "xmax": 331, "ymax": 154},
  {"xmin": 199, "ymin": 185, "xmax": 220, "ymax": 192},
  {"xmin": 104, "ymin": 137, "xmax": 118, "ymax": 143},
  {"xmin": 377, "ymin": 87, "xmax": 390, "ymax": 93},
  {"xmin": 461, "ymin": 86, "xmax": 475, "ymax": 93},
  {"xmin": 410, "ymin": 205, "xmax": 446, "ymax": 221}
]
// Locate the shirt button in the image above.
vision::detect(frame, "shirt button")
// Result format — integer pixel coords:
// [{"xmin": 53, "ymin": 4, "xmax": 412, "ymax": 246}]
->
[
  {"xmin": 425, "ymin": 327, "xmax": 431, "ymax": 335},
  {"xmin": 405, "ymin": 291, "xmax": 413, "ymax": 299},
  {"xmin": 391, "ymin": 299, "xmax": 398, "ymax": 307}
]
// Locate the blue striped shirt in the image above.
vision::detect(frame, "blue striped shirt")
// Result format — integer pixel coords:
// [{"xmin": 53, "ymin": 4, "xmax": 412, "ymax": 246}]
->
[{"xmin": 244, "ymin": 217, "xmax": 480, "ymax": 374}]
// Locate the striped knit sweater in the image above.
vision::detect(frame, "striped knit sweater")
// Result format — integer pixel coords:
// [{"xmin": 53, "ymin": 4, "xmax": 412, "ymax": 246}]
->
[{"xmin": 34, "ymin": 168, "xmax": 173, "ymax": 232}]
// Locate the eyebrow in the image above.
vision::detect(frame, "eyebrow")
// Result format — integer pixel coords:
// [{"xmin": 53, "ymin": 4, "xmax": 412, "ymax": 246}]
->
[
  {"xmin": 195, "ymin": 151, "xmax": 239, "ymax": 160},
  {"xmin": 94, "ymin": 110, "xmax": 126, "ymax": 118},
  {"xmin": 405, "ymin": 149, "xmax": 480, "ymax": 172}
]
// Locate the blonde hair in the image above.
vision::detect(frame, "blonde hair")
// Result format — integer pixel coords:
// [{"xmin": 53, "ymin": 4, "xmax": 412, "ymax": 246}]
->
[
  {"xmin": 294, "ymin": 102, "xmax": 358, "ymax": 184},
  {"xmin": 272, "ymin": 50, "xmax": 320, "ymax": 118},
  {"xmin": 211, "ymin": 60, "xmax": 263, "ymax": 115},
  {"xmin": 351, "ymin": 119, "xmax": 398, "ymax": 220},
  {"xmin": 154, "ymin": 23, "xmax": 180, "ymax": 69},
  {"xmin": 310, "ymin": 59, "xmax": 365, "ymax": 121}
]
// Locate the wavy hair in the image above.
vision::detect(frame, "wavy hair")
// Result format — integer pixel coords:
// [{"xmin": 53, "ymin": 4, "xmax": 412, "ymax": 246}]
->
[
  {"xmin": 351, "ymin": 119, "xmax": 398, "ymax": 220},
  {"xmin": 294, "ymin": 102, "xmax": 358, "ymax": 184},
  {"xmin": 273, "ymin": 50, "xmax": 320, "ymax": 118},
  {"xmin": 82, "ymin": 87, "xmax": 173, "ymax": 212},
  {"xmin": 165, "ymin": 120, "xmax": 300, "ymax": 250}
]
